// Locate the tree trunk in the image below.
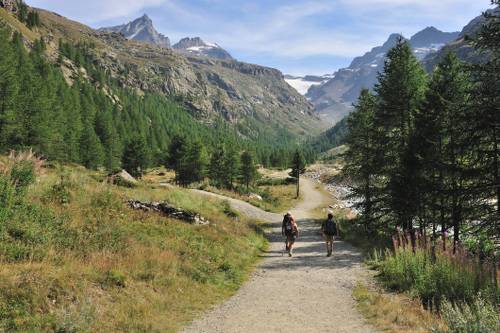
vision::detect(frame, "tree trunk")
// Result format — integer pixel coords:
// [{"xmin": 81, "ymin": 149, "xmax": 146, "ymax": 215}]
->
[
  {"xmin": 493, "ymin": 125, "xmax": 499, "ymax": 217},
  {"xmin": 296, "ymin": 173, "xmax": 300, "ymax": 198}
]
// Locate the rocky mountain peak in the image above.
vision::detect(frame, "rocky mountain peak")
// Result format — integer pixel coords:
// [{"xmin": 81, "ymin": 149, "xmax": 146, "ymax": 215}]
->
[
  {"xmin": 173, "ymin": 37, "xmax": 233, "ymax": 60},
  {"xmin": 99, "ymin": 14, "xmax": 171, "ymax": 48},
  {"xmin": 410, "ymin": 26, "xmax": 459, "ymax": 48}
]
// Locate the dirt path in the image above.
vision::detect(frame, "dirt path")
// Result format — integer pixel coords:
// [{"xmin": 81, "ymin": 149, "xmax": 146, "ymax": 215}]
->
[{"xmin": 184, "ymin": 179, "xmax": 376, "ymax": 333}]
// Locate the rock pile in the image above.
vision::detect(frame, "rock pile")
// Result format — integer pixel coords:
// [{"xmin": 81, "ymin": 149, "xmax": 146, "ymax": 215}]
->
[
  {"xmin": 0, "ymin": 0, "xmax": 17, "ymax": 12},
  {"xmin": 127, "ymin": 200, "xmax": 210, "ymax": 225}
]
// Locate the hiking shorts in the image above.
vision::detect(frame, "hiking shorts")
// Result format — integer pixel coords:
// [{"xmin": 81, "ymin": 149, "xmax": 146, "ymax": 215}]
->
[
  {"xmin": 323, "ymin": 234, "xmax": 335, "ymax": 242},
  {"xmin": 286, "ymin": 232, "xmax": 297, "ymax": 242}
]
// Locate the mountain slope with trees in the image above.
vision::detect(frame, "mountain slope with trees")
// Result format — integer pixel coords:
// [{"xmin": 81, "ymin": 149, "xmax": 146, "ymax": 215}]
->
[{"xmin": 27, "ymin": 6, "xmax": 321, "ymax": 137}]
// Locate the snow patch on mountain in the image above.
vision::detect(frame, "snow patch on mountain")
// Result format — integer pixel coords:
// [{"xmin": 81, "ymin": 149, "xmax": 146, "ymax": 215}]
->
[{"xmin": 285, "ymin": 75, "xmax": 332, "ymax": 95}]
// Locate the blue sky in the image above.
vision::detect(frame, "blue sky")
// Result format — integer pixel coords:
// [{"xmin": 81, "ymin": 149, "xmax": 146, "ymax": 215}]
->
[{"xmin": 27, "ymin": 0, "xmax": 492, "ymax": 75}]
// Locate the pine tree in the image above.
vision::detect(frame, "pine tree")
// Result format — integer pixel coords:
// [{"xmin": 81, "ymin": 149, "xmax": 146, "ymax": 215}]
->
[
  {"xmin": 95, "ymin": 107, "xmax": 122, "ymax": 171},
  {"xmin": 166, "ymin": 135, "xmax": 188, "ymax": 183},
  {"xmin": 176, "ymin": 140, "xmax": 207, "ymax": 186},
  {"xmin": 223, "ymin": 144, "xmax": 240, "ymax": 189},
  {"xmin": 416, "ymin": 52, "xmax": 471, "ymax": 252},
  {"xmin": 122, "ymin": 136, "xmax": 148, "ymax": 178},
  {"xmin": 208, "ymin": 145, "xmax": 226, "ymax": 187},
  {"xmin": 0, "ymin": 28, "xmax": 19, "ymax": 151},
  {"xmin": 240, "ymin": 151, "xmax": 258, "ymax": 191},
  {"xmin": 289, "ymin": 149, "xmax": 306, "ymax": 198},
  {"xmin": 79, "ymin": 125, "xmax": 105, "ymax": 170},
  {"xmin": 373, "ymin": 37, "xmax": 427, "ymax": 232},
  {"xmin": 468, "ymin": 1, "xmax": 500, "ymax": 236},
  {"xmin": 343, "ymin": 89, "xmax": 379, "ymax": 229}
]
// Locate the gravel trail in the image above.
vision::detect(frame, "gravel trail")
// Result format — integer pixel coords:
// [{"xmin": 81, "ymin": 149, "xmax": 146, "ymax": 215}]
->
[{"xmin": 184, "ymin": 179, "xmax": 376, "ymax": 333}]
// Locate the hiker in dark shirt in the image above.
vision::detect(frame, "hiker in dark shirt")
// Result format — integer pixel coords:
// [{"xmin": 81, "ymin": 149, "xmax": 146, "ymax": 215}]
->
[
  {"xmin": 321, "ymin": 213, "xmax": 339, "ymax": 257},
  {"xmin": 282, "ymin": 212, "xmax": 299, "ymax": 257}
]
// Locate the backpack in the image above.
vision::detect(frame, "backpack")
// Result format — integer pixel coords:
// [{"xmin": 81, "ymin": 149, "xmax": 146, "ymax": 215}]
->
[
  {"xmin": 284, "ymin": 215, "xmax": 295, "ymax": 234},
  {"xmin": 324, "ymin": 218, "xmax": 337, "ymax": 236}
]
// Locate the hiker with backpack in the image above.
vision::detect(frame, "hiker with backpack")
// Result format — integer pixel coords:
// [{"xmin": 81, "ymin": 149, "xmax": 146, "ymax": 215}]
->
[
  {"xmin": 282, "ymin": 212, "xmax": 299, "ymax": 257},
  {"xmin": 321, "ymin": 213, "xmax": 339, "ymax": 257}
]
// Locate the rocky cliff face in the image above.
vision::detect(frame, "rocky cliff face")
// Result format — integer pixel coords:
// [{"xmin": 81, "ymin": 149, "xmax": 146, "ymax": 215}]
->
[
  {"xmin": 32, "ymin": 9, "xmax": 320, "ymax": 137},
  {"xmin": 99, "ymin": 14, "xmax": 171, "ymax": 48},
  {"xmin": 173, "ymin": 37, "xmax": 233, "ymax": 60}
]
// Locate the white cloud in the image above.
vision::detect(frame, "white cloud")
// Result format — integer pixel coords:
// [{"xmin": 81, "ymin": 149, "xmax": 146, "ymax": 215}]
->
[{"xmin": 28, "ymin": 0, "xmax": 168, "ymax": 23}]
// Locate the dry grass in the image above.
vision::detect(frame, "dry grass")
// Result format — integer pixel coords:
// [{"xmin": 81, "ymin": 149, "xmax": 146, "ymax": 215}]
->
[
  {"xmin": 1, "ymin": 164, "xmax": 267, "ymax": 332},
  {"xmin": 354, "ymin": 283, "xmax": 447, "ymax": 333},
  {"xmin": 0, "ymin": 8, "xmax": 39, "ymax": 41},
  {"xmin": 203, "ymin": 184, "xmax": 300, "ymax": 214}
]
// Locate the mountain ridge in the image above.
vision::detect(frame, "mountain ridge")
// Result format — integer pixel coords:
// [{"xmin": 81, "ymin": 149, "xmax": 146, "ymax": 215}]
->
[
  {"xmin": 7, "ymin": 6, "xmax": 322, "ymax": 140},
  {"xmin": 99, "ymin": 14, "xmax": 171, "ymax": 48},
  {"xmin": 306, "ymin": 26, "xmax": 460, "ymax": 124},
  {"xmin": 173, "ymin": 36, "xmax": 233, "ymax": 60}
]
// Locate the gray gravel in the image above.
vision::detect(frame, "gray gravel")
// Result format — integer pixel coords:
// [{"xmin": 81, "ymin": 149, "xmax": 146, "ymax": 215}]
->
[{"xmin": 184, "ymin": 179, "xmax": 377, "ymax": 333}]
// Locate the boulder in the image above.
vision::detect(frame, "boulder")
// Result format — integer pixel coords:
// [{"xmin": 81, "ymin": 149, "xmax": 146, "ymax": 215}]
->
[
  {"xmin": 110, "ymin": 170, "xmax": 138, "ymax": 187},
  {"xmin": 0, "ymin": 0, "xmax": 17, "ymax": 12},
  {"xmin": 248, "ymin": 193, "xmax": 263, "ymax": 201}
]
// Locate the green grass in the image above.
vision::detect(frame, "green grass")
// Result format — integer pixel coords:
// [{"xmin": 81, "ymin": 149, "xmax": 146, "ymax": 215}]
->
[
  {"xmin": 0, "ymin": 159, "xmax": 267, "ymax": 332},
  {"xmin": 202, "ymin": 183, "xmax": 301, "ymax": 214},
  {"xmin": 373, "ymin": 247, "xmax": 498, "ymax": 310}
]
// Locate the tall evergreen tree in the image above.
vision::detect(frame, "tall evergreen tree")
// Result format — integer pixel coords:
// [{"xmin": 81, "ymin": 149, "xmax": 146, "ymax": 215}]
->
[
  {"xmin": 468, "ymin": 2, "xmax": 500, "ymax": 236},
  {"xmin": 240, "ymin": 151, "xmax": 258, "ymax": 191},
  {"xmin": 416, "ymin": 52, "xmax": 471, "ymax": 252},
  {"xmin": 343, "ymin": 89, "xmax": 379, "ymax": 229},
  {"xmin": 223, "ymin": 144, "xmax": 240, "ymax": 189},
  {"xmin": 79, "ymin": 125, "xmax": 105, "ymax": 170},
  {"xmin": 373, "ymin": 37, "xmax": 427, "ymax": 232},
  {"xmin": 0, "ymin": 28, "xmax": 19, "ymax": 151},
  {"xmin": 176, "ymin": 140, "xmax": 207, "ymax": 186},
  {"xmin": 166, "ymin": 135, "xmax": 188, "ymax": 183},
  {"xmin": 208, "ymin": 145, "xmax": 226, "ymax": 187},
  {"xmin": 289, "ymin": 149, "xmax": 306, "ymax": 198},
  {"xmin": 122, "ymin": 136, "xmax": 148, "ymax": 178}
]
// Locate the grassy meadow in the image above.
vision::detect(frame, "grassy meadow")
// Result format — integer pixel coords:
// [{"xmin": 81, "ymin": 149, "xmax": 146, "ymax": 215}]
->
[{"xmin": 0, "ymin": 155, "xmax": 267, "ymax": 332}]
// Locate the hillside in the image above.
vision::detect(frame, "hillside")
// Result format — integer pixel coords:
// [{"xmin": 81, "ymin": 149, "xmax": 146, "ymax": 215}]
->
[
  {"xmin": 0, "ymin": 154, "xmax": 266, "ymax": 332},
  {"xmin": 1, "ymin": 4, "xmax": 322, "ymax": 141}
]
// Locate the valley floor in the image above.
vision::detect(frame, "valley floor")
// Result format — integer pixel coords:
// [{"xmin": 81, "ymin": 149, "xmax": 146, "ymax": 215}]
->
[{"xmin": 183, "ymin": 179, "xmax": 377, "ymax": 333}]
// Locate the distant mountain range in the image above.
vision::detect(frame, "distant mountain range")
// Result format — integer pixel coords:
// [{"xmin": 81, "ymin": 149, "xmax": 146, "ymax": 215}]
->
[
  {"xmin": 99, "ymin": 15, "xmax": 233, "ymax": 60},
  {"xmin": 302, "ymin": 26, "xmax": 460, "ymax": 124}
]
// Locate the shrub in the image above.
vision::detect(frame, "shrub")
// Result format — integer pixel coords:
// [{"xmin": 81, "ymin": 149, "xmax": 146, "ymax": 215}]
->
[
  {"xmin": 101, "ymin": 270, "xmax": 127, "ymax": 289},
  {"xmin": 438, "ymin": 296, "xmax": 500, "ymax": 333},
  {"xmin": 378, "ymin": 247, "xmax": 496, "ymax": 310},
  {"xmin": 10, "ymin": 160, "xmax": 36, "ymax": 194},
  {"xmin": 45, "ymin": 175, "xmax": 72, "ymax": 204}
]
